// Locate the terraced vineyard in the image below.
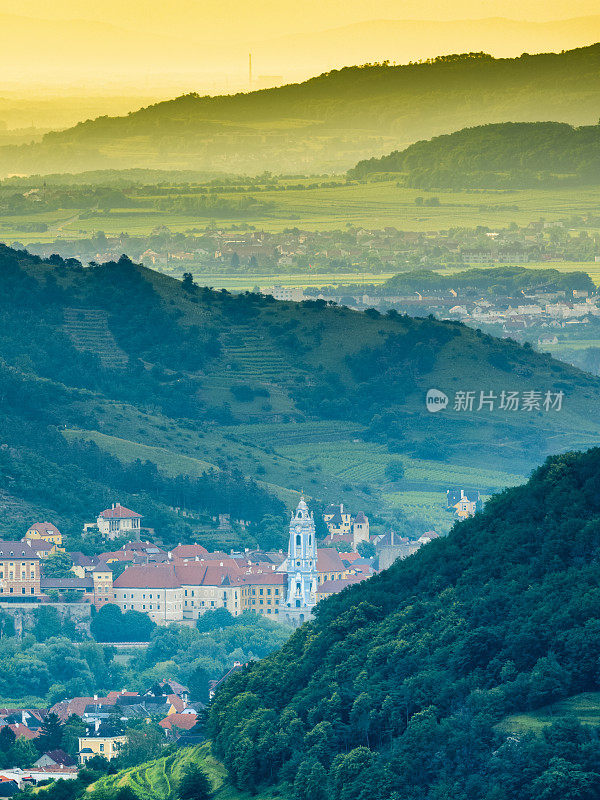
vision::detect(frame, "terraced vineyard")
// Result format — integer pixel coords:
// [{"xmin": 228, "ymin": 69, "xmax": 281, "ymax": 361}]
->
[
  {"xmin": 275, "ymin": 440, "xmax": 521, "ymax": 490},
  {"xmin": 227, "ymin": 420, "xmax": 364, "ymax": 447},
  {"xmin": 217, "ymin": 325, "xmax": 292, "ymax": 382},
  {"xmin": 63, "ymin": 307, "xmax": 128, "ymax": 368}
]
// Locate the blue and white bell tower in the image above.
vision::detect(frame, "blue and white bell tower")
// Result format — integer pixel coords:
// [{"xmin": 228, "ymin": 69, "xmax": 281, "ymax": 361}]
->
[{"xmin": 280, "ymin": 497, "xmax": 318, "ymax": 626}]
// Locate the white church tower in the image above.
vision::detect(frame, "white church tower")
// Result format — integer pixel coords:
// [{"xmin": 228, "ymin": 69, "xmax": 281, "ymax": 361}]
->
[{"xmin": 280, "ymin": 497, "xmax": 318, "ymax": 626}]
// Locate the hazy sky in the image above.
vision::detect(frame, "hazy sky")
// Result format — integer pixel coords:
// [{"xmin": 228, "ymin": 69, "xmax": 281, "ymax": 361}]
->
[
  {"xmin": 6, "ymin": 0, "xmax": 600, "ymax": 37},
  {"xmin": 1, "ymin": 0, "xmax": 599, "ymax": 92}
]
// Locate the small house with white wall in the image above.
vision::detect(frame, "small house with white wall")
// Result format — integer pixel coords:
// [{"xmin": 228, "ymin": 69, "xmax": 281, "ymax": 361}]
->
[{"xmin": 97, "ymin": 503, "xmax": 142, "ymax": 539}]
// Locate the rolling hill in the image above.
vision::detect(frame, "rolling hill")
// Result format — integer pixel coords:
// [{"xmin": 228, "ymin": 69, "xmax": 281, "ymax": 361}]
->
[
  {"xmin": 208, "ymin": 445, "xmax": 600, "ymax": 798},
  {"xmin": 3, "ymin": 44, "xmax": 600, "ymax": 175},
  {"xmin": 350, "ymin": 121, "xmax": 600, "ymax": 187},
  {"xmin": 2, "ymin": 243, "xmax": 600, "ymax": 548}
]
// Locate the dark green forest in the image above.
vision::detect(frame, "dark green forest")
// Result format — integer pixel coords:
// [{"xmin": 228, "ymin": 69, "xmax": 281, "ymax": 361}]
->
[
  {"xmin": 350, "ymin": 121, "xmax": 600, "ymax": 188},
  {"xmin": 3, "ymin": 45, "xmax": 600, "ymax": 174},
  {"xmin": 209, "ymin": 447, "xmax": 600, "ymax": 799}
]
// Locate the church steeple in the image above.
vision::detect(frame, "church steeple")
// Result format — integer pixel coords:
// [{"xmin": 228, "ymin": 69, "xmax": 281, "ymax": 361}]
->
[{"xmin": 280, "ymin": 496, "xmax": 318, "ymax": 625}]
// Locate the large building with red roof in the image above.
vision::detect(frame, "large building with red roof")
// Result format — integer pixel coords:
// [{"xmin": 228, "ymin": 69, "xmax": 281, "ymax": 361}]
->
[{"xmin": 113, "ymin": 564, "xmax": 183, "ymax": 623}]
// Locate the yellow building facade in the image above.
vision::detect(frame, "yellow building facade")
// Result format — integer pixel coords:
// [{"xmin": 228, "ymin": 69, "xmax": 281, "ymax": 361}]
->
[{"xmin": 78, "ymin": 735, "xmax": 127, "ymax": 764}]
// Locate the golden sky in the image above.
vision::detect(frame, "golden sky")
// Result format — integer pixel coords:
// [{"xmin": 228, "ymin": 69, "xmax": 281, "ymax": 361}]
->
[{"xmin": 1, "ymin": 0, "xmax": 599, "ymax": 91}]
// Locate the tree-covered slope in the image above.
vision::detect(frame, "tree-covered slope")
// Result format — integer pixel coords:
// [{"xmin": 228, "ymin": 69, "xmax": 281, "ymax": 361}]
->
[
  {"xmin": 350, "ymin": 121, "xmax": 600, "ymax": 187},
  {"xmin": 3, "ymin": 45, "xmax": 600, "ymax": 175},
  {"xmin": 208, "ymin": 447, "xmax": 600, "ymax": 799},
  {"xmin": 2, "ymin": 243, "xmax": 600, "ymax": 548}
]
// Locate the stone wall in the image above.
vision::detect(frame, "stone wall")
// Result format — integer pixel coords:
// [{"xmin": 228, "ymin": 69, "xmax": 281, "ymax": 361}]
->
[{"xmin": 0, "ymin": 602, "xmax": 92, "ymax": 637}]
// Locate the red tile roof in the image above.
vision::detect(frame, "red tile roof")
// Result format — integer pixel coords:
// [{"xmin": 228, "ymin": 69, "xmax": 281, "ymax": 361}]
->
[
  {"xmin": 105, "ymin": 691, "xmax": 139, "ymax": 701},
  {"xmin": 317, "ymin": 575, "xmax": 368, "ymax": 595},
  {"xmin": 316, "ymin": 548, "xmax": 346, "ymax": 572},
  {"xmin": 114, "ymin": 564, "xmax": 179, "ymax": 589},
  {"xmin": 27, "ymin": 522, "xmax": 62, "ymax": 537},
  {"xmin": 98, "ymin": 504, "xmax": 142, "ymax": 520},
  {"xmin": 50, "ymin": 691, "xmax": 138, "ymax": 721},
  {"xmin": 99, "ymin": 550, "xmax": 137, "ymax": 563},
  {"xmin": 174, "ymin": 562, "xmax": 242, "ymax": 587},
  {"xmin": 167, "ymin": 694, "xmax": 185, "ymax": 713},
  {"xmin": 158, "ymin": 713, "xmax": 197, "ymax": 731},
  {"xmin": 8, "ymin": 724, "xmax": 38, "ymax": 740},
  {"xmin": 170, "ymin": 544, "xmax": 209, "ymax": 558}
]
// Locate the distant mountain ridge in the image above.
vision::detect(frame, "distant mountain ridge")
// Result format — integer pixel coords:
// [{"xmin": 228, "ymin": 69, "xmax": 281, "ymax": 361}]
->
[
  {"xmin": 350, "ymin": 121, "xmax": 600, "ymax": 187},
  {"xmin": 4, "ymin": 11, "xmax": 600, "ymax": 86},
  {"xmin": 3, "ymin": 44, "xmax": 600, "ymax": 175},
  {"xmin": 258, "ymin": 16, "xmax": 600, "ymax": 74}
]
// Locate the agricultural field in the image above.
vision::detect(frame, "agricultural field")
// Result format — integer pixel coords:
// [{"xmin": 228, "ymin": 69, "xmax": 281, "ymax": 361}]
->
[
  {"xmin": 5, "ymin": 180, "xmax": 600, "ymax": 241},
  {"xmin": 64, "ymin": 406, "xmax": 523, "ymax": 535}
]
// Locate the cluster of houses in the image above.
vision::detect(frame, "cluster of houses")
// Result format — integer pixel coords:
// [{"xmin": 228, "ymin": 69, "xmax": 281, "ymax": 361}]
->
[
  {"xmin": 301, "ymin": 282, "xmax": 599, "ymax": 338},
  {"xmin": 0, "ymin": 502, "xmax": 377, "ymax": 626},
  {"xmin": 1, "ymin": 491, "xmax": 485, "ymax": 629},
  {"xmin": 0, "ymin": 679, "xmax": 204, "ymax": 792},
  {"xmin": 0, "ymin": 497, "xmax": 460, "ymax": 790},
  {"xmin": 22, "ymin": 213, "xmax": 600, "ymax": 281}
]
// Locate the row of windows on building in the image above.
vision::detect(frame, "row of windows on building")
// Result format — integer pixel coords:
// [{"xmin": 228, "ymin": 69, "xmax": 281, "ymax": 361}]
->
[{"xmin": 0, "ymin": 572, "xmax": 36, "ymax": 580}]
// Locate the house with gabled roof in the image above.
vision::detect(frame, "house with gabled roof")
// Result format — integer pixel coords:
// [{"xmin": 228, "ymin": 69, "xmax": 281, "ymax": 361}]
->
[
  {"xmin": 316, "ymin": 548, "xmax": 348, "ymax": 585},
  {"xmin": 34, "ymin": 750, "xmax": 76, "ymax": 769},
  {"xmin": 97, "ymin": 503, "xmax": 142, "ymax": 540},
  {"xmin": 25, "ymin": 522, "xmax": 63, "ymax": 549}
]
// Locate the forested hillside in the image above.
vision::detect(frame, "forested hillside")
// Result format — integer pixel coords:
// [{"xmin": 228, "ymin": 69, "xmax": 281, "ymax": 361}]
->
[
  {"xmin": 3, "ymin": 45, "xmax": 600, "ymax": 174},
  {"xmin": 209, "ymin": 446, "xmax": 600, "ymax": 799},
  {"xmin": 351, "ymin": 121, "xmax": 600, "ymax": 187},
  {"xmin": 1, "ymin": 243, "xmax": 600, "ymax": 547}
]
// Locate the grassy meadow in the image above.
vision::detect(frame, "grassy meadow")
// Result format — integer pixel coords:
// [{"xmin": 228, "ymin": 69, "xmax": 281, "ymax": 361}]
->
[{"xmin": 496, "ymin": 692, "xmax": 600, "ymax": 735}]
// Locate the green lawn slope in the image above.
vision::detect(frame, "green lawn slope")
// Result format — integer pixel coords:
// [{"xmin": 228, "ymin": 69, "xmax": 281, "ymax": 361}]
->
[
  {"xmin": 497, "ymin": 692, "xmax": 600, "ymax": 735},
  {"xmin": 85, "ymin": 744, "xmax": 282, "ymax": 800}
]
